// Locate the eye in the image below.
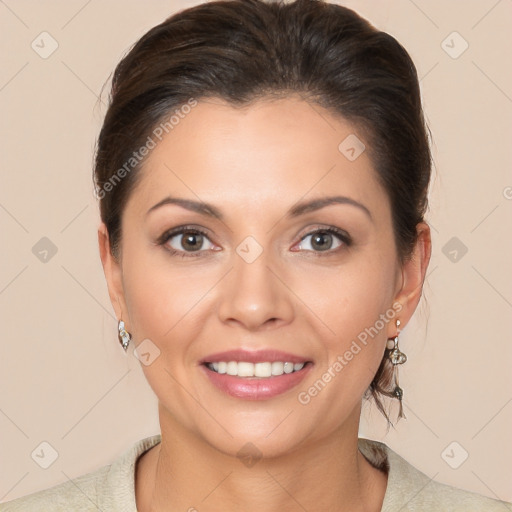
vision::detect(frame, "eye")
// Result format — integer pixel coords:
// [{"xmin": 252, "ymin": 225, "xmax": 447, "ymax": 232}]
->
[
  {"xmin": 295, "ymin": 227, "xmax": 351, "ymax": 253},
  {"xmin": 158, "ymin": 226, "xmax": 216, "ymax": 257},
  {"xmin": 157, "ymin": 225, "xmax": 351, "ymax": 258}
]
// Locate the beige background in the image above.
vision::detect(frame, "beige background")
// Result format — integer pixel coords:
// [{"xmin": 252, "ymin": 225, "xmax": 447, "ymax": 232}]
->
[{"xmin": 1, "ymin": 0, "xmax": 511, "ymax": 505}]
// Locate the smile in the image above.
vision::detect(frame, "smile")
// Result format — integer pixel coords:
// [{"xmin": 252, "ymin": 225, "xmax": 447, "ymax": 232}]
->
[{"xmin": 200, "ymin": 349, "xmax": 313, "ymax": 400}]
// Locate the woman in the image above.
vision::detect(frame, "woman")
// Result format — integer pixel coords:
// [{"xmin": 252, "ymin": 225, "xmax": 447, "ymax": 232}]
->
[{"xmin": 2, "ymin": 0, "xmax": 509, "ymax": 510}]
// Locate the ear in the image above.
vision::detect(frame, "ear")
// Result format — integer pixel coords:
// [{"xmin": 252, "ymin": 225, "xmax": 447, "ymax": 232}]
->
[
  {"xmin": 98, "ymin": 222, "xmax": 129, "ymax": 325},
  {"xmin": 390, "ymin": 222, "xmax": 432, "ymax": 335}
]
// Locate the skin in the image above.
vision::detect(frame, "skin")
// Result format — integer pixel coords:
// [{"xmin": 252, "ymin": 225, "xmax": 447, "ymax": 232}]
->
[{"xmin": 98, "ymin": 95, "xmax": 431, "ymax": 512}]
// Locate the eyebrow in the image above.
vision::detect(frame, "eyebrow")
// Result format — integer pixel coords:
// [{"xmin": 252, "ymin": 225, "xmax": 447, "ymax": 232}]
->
[{"xmin": 146, "ymin": 195, "xmax": 372, "ymax": 221}]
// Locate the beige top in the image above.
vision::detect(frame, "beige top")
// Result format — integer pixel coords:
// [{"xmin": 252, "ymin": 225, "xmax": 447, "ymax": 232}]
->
[{"xmin": 1, "ymin": 434, "xmax": 510, "ymax": 511}]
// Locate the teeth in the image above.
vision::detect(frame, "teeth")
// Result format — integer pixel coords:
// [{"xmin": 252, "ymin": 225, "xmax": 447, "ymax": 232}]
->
[
  {"xmin": 226, "ymin": 361, "xmax": 238, "ymax": 375},
  {"xmin": 239, "ymin": 362, "xmax": 256, "ymax": 377},
  {"xmin": 271, "ymin": 362, "xmax": 283, "ymax": 375},
  {"xmin": 207, "ymin": 361, "xmax": 306, "ymax": 377}
]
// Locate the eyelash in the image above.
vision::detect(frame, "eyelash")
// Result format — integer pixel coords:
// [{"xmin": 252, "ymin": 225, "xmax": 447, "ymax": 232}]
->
[{"xmin": 157, "ymin": 225, "xmax": 352, "ymax": 258}]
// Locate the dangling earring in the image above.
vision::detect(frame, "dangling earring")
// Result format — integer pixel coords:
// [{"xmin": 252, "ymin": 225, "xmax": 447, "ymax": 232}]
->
[
  {"xmin": 118, "ymin": 320, "xmax": 131, "ymax": 351},
  {"xmin": 386, "ymin": 319, "xmax": 407, "ymax": 420}
]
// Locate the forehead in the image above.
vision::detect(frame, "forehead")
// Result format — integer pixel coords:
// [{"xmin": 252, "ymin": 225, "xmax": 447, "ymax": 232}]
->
[{"xmin": 126, "ymin": 96, "xmax": 388, "ymax": 219}]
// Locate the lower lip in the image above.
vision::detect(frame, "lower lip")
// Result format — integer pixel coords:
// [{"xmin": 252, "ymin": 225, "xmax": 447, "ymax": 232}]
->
[{"xmin": 201, "ymin": 364, "xmax": 312, "ymax": 400}]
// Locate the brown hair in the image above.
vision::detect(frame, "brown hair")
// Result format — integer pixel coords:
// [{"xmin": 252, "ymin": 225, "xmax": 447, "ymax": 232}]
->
[{"xmin": 94, "ymin": 0, "xmax": 431, "ymax": 425}]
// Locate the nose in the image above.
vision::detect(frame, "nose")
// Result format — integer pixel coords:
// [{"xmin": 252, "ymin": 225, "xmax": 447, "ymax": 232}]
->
[{"xmin": 217, "ymin": 246, "xmax": 295, "ymax": 332}]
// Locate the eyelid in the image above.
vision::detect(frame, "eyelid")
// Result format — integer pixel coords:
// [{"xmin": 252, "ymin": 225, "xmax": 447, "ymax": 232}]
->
[
  {"xmin": 156, "ymin": 225, "xmax": 212, "ymax": 245},
  {"xmin": 297, "ymin": 225, "xmax": 351, "ymax": 244}
]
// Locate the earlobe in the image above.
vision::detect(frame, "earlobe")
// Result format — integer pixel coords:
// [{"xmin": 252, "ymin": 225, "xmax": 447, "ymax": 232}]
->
[{"xmin": 98, "ymin": 223, "xmax": 127, "ymax": 322}]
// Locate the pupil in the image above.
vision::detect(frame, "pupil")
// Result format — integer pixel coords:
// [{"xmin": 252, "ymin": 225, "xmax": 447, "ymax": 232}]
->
[
  {"xmin": 312, "ymin": 232, "xmax": 332, "ymax": 251},
  {"xmin": 183, "ymin": 232, "xmax": 202, "ymax": 251}
]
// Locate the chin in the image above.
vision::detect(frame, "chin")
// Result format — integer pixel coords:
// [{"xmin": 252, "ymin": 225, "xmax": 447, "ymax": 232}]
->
[{"xmin": 202, "ymin": 427, "xmax": 307, "ymax": 462}]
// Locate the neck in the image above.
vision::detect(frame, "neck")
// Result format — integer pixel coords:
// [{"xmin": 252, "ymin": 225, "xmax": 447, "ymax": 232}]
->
[{"xmin": 136, "ymin": 403, "xmax": 387, "ymax": 512}]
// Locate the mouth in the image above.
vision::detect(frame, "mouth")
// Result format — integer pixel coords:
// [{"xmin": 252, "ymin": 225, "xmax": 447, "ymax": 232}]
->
[{"xmin": 199, "ymin": 349, "xmax": 313, "ymax": 400}]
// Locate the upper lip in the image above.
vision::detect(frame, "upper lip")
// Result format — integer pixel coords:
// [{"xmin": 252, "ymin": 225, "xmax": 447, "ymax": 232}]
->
[{"xmin": 200, "ymin": 349, "xmax": 311, "ymax": 365}]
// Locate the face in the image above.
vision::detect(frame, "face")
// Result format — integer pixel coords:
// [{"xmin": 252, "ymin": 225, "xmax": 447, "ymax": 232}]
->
[{"xmin": 100, "ymin": 96, "xmax": 429, "ymax": 458}]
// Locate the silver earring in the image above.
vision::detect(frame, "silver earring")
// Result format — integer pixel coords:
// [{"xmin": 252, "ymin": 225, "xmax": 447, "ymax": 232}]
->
[
  {"xmin": 386, "ymin": 319, "xmax": 407, "ymax": 419},
  {"xmin": 118, "ymin": 320, "xmax": 131, "ymax": 351}
]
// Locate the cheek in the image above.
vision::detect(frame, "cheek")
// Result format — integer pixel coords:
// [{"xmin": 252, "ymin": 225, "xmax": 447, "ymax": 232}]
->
[
  {"xmin": 315, "ymin": 254, "xmax": 397, "ymax": 344},
  {"xmin": 122, "ymin": 252, "xmax": 214, "ymax": 343}
]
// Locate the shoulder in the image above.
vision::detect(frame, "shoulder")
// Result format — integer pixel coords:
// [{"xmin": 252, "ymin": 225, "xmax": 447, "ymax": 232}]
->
[
  {"xmin": 0, "ymin": 435, "xmax": 162, "ymax": 512},
  {"xmin": 358, "ymin": 437, "xmax": 512, "ymax": 512},
  {"xmin": 0, "ymin": 466, "xmax": 110, "ymax": 512},
  {"xmin": 0, "ymin": 465, "xmax": 111, "ymax": 512}
]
